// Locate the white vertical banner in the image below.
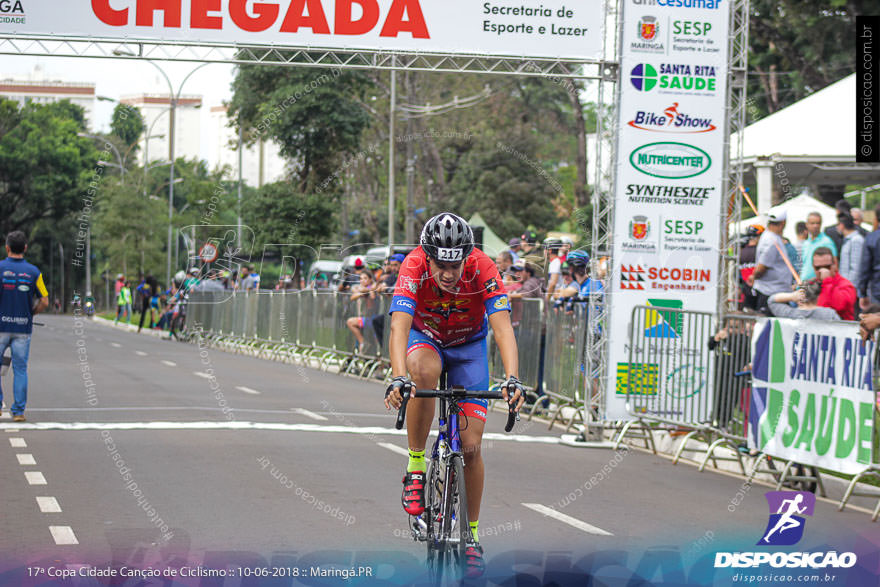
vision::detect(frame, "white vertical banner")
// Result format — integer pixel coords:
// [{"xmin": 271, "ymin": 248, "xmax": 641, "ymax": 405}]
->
[{"xmin": 604, "ymin": 0, "xmax": 731, "ymax": 420}]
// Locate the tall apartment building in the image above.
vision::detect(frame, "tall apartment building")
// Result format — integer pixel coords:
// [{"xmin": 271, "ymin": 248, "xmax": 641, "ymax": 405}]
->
[
  {"xmin": 120, "ymin": 93, "xmax": 203, "ymax": 166},
  {"xmin": 0, "ymin": 72, "xmax": 96, "ymax": 129},
  {"xmin": 208, "ymin": 105, "xmax": 288, "ymax": 187}
]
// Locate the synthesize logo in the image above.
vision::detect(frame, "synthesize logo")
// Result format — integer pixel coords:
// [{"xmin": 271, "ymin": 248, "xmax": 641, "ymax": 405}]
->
[
  {"xmin": 628, "ymin": 102, "xmax": 717, "ymax": 133},
  {"xmin": 630, "ymin": 142, "xmax": 711, "ymax": 179},
  {"xmin": 759, "ymin": 491, "xmax": 815, "ymax": 546}
]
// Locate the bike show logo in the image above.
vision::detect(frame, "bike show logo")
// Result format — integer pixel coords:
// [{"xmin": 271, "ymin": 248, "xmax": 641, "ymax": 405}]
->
[
  {"xmin": 630, "ymin": 142, "xmax": 711, "ymax": 179},
  {"xmin": 0, "ymin": 0, "xmax": 25, "ymax": 24},
  {"xmin": 629, "ymin": 63, "xmax": 718, "ymax": 94},
  {"xmin": 630, "ymin": 15, "xmax": 664, "ymax": 53},
  {"xmin": 631, "ymin": 0, "xmax": 724, "ymax": 10},
  {"xmin": 628, "ymin": 102, "xmax": 717, "ymax": 133}
]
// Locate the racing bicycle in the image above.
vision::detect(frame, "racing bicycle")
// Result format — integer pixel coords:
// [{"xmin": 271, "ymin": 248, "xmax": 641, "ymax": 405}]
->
[{"xmin": 395, "ymin": 381, "xmax": 517, "ymax": 583}]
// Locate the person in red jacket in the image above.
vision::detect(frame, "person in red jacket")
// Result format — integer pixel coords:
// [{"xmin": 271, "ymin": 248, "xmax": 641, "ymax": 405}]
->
[{"xmin": 811, "ymin": 246, "xmax": 857, "ymax": 320}]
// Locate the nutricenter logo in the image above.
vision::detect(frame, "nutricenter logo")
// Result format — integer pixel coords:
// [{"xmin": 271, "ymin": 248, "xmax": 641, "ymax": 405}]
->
[{"xmin": 630, "ymin": 142, "xmax": 711, "ymax": 179}]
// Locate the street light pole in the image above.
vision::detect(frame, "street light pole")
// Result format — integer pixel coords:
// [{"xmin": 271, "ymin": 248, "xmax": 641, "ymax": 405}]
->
[
  {"xmin": 388, "ymin": 68, "xmax": 396, "ymax": 250},
  {"xmin": 113, "ymin": 50, "xmax": 209, "ymax": 287}
]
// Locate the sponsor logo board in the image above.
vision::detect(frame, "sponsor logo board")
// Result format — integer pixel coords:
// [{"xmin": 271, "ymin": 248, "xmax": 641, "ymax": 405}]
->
[
  {"xmin": 628, "ymin": 103, "xmax": 717, "ymax": 133},
  {"xmin": 629, "ymin": 142, "xmax": 711, "ymax": 179}
]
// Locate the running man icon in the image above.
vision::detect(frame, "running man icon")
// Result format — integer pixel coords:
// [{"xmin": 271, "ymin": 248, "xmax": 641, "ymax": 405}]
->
[{"xmin": 758, "ymin": 491, "xmax": 816, "ymax": 546}]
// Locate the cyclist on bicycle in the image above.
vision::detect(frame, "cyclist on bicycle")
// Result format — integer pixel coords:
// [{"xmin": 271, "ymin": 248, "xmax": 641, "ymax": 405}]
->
[{"xmin": 383, "ymin": 212, "xmax": 525, "ymax": 578}]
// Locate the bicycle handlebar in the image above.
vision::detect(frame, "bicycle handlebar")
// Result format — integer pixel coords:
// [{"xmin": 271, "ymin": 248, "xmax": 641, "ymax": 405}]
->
[{"xmin": 394, "ymin": 387, "xmax": 518, "ymax": 432}]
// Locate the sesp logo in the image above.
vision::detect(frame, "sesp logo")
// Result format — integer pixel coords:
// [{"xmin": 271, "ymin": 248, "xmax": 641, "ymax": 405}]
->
[{"xmin": 758, "ymin": 491, "xmax": 816, "ymax": 546}]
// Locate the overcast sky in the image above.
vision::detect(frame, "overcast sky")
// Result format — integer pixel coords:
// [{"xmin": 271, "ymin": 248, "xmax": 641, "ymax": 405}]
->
[{"xmin": 2, "ymin": 55, "xmax": 236, "ymax": 161}]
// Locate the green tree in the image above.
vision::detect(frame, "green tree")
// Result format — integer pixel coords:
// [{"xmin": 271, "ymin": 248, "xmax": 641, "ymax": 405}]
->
[
  {"xmin": 110, "ymin": 103, "xmax": 144, "ymax": 153},
  {"xmin": 241, "ymin": 181, "xmax": 337, "ymax": 255},
  {"xmin": 748, "ymin": 1, "xmax": 867, "ymax": 118},
  {"xmin": 0, "ymin": 99, "xmax": 99, "ymax": 236},
  {"xmin": 229, "ymin": 64, "xmax": 373, "ymax": 192}
]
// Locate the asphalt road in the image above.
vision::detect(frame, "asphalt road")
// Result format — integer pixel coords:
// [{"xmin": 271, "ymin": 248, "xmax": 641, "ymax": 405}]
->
[{"xmin": 0, "ymin": 314, "xmax": 877, "ymax": 586}]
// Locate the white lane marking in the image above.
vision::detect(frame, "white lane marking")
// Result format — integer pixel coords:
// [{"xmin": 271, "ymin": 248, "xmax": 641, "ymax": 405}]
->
[
  {"xmin": 10, "ymin": 437, "xmax": 26, "ymax": 447},
  {"xmin": 161, "ymin": 360, "xmax": 177, "ymax": 367},
  {"xmin": 236, "ymin": 386, "xmax": 261, "ymax": 395},
  {"xmin": 0, "ymin": 421, "xmax": 560, "ymax": 444},
  {"xmin": 378, "ymin": 442, "xmax": 410, "ymax": 457},
  {"xmin": 17, "ymin": 453, "xmax": 36, "ymax": 465},
  {"xmin": 194, "ymin": 371, "xmax": 213, "ymax": 379},
  {"xmin": 110, "ymin": 342, "xmax": 122, "ymax": 348},
  {"xmin": 6, "ymin": 428, "xmax": 20, "ymax": 432},
  {"xmin": 37, "ymin": 497, "xmax": 62, "ymax": 513},
  {"xmin": 135, "ymin": 351, "xmax": 148, "ymax": 356},
  {"xmin": 292, "ymin": 408, "xmax": 328, "ymax": 421},
  {"xmin": 25, "ymin": 471, "xmax": 47, "ymax": 485},
  {"xmin": 521, "ymin": 503, "xmax": 613, "ymax": 536},
  {"xmin": 49, "ymin": 526, "xmax": 79, "ymax": 545}
]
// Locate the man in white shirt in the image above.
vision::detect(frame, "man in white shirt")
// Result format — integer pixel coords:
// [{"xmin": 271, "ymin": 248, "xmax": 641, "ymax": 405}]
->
[{"xmin": 543, "ymin": 238, "xmax": 564, "ymax": 304}]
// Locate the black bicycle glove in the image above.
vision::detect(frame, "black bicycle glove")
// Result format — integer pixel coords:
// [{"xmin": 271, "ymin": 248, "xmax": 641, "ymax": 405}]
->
[{"xmin": 385, "ymin": 376, "xmax": 413, "ymax": 398}]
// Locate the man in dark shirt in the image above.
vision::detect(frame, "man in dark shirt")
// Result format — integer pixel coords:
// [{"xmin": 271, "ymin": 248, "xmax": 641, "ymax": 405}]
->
[{"xmin": 0, "ymin": 231, "xmax": 49, "ymax": 422}]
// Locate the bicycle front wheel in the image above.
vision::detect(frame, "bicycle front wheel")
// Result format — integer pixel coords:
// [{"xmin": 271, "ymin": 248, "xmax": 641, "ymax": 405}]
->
[{"xmin": 448, "ymin": 455, "xmax": 470, "ymax": 577}]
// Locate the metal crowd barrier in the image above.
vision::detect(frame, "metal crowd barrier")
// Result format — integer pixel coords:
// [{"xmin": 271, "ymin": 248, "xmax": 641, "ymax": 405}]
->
[
  {"xmin": 615, "ymin": 305, "xmax": 750, "ymax": 473},
  {"xmin": 186, "ymin": 289, "xmax": 594, "ymax": 427}
]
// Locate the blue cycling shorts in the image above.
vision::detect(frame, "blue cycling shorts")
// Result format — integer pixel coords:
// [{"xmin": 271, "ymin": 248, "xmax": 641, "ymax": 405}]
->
[{"xmin": 406, "ymin": 329, "xmax": 489, "ymax": 422}]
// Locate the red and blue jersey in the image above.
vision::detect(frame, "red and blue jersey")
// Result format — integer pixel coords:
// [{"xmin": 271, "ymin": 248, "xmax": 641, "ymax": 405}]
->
[{"xmin": 389, "ymin": 246, "xmax": 510, "ymax": 348}]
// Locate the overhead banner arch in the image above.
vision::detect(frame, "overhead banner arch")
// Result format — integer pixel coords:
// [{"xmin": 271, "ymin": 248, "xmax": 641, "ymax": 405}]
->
[{"xmin": 1, "ymin": 0, "xmax": 610, "ymax": 76}]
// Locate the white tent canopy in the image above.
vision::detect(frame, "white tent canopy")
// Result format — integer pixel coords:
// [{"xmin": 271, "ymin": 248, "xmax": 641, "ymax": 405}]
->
[
  {"xmin": 730, "ymin": 193, "xmax": 838, "ymax": 243},
  {"xmin": 731, "ymin": 74, "xmax": 880, "ymax": 213}
]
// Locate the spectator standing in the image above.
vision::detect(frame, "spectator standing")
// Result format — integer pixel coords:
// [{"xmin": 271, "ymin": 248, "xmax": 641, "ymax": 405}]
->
[
  {"xmin": 768, "ymin": 281, "xmax": 841, "ymax": 320},
  {"xmin": 851, "ymin": 208, "xmax": 869, "ymax": 236},
  {"xmin": 519, "ymin": 231, "xmax": 544, "ymax": 281},
  {"xmin": 495, "ymin": 251, "xmax": 514, "ymax": 278},
  {"xmin": 857, "ymin": 203, "xmax": 880, "ymax": 310},
  {"xmin": 838, "ymin": 213, "xmax": 865, "ymax": 285},
  {"xmin": 800, "ymin": 212, "xmax": 838, "ymax": 281},
  {"xmin": 136, "ymin": 276, "xmax": 157, "ymax": 332},
  {"xmin": 811, "ymin": 247, "xmax": 857, "ymax": 320},
  {"xmin": 0, "ymin": 231, "xmax": 49, "ymax": 422},
  {"xmin": 115, "ymin": 280, "xmax": 132, "ymax": 324},
  {"xmin": 824, "ymin": 200, "xmax": 854, "ymax": 253},
  {"xmin": 239, "ymin": 265, "xmax": 258, "ymax": 291},
  {"xmin": 739, "ymin": 225, "xmax": 762, "ymax": 311},
  {"xmin": 543, "ymin": 238, "xmax": 564, "ymax": 304},
  {"xmin": 346, "ymin": 269, "xmax": 377, "ymax": 353},
  {"xmin": 793, "ymin": 221, "xmax": 808, "ymax": 273},
  {"xmin": 747, "ymin": 211, "xmax": 795, "ymax": 315},
  {"xmin": 506, "ymin": 238, "xmax": 522, "ymax": 265}
]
